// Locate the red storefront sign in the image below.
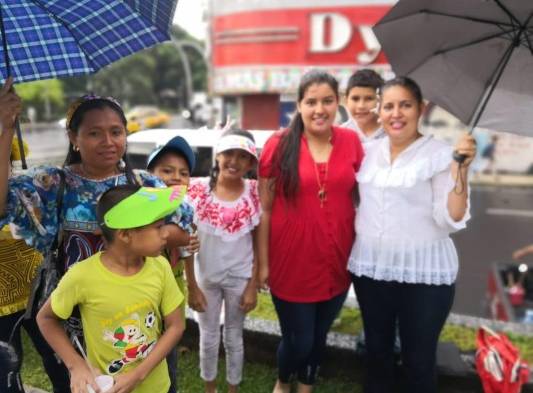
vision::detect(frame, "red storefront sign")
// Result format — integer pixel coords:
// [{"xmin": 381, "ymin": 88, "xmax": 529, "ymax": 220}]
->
[
  {"xmin": 211, "ymin": 4, "xmax": 393, "ymax": 94},
  {"xmin": 213, "ymin": 6, "xmax": 391, "ymax": 67}
]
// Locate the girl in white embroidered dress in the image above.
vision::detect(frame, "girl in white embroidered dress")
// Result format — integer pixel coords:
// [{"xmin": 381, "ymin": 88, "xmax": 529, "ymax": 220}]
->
[
  {"xmin": 348, "ymin": 77, "xmax": 476, "ymax": 393},
  {"xmin": 186, "ymin": 129, "xmax": 260, "ymax": 393}
]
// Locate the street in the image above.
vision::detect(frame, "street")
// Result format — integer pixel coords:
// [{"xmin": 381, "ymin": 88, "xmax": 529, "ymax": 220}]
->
[{"xmin": 453, "ymin": 186, "xmax": 533, "ymax": 316}]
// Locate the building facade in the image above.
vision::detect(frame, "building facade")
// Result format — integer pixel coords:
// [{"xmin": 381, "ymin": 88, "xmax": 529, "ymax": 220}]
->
[{"xmin": 208, "ymin": 0, "xmax": 395, "ymax": 130}]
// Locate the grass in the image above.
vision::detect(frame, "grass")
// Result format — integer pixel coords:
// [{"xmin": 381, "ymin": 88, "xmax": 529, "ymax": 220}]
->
[
  {"xmin": 21, "ymin": 293, "xmax": 533, "ymax": 391},
  {"xmin": 250, "ymin": 293, "xmax": 533, "ymax": 362},
  {"xmin": 21, "ymin": 331, "xmax": 361, "ymax": 392}
]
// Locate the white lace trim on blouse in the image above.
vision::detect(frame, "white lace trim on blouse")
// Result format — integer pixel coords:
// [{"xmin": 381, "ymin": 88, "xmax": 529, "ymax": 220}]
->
[
  {"xmin": 348, "ymin": 234, "xmax": 458, "ymax": 285},
  {"xmin": 349, "ymin": 135, "xmax": 470, "ymax": 285}
]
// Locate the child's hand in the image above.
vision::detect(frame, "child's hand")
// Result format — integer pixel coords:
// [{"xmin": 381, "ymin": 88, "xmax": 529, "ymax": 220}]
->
[
  {"xmin": 108, "ymin": 370, "xmax": 141, "ymax": 393},
  {"xmin": 240, "ymin": 281, "xmax": 257, "ymax": 314},
  {"xmin": 69, "ymin": 360, "xmax": 100, "ymax": 393},
  {"xmin": 257, "ymin": 263, "xmax": 269, "ymax": 291},
  {"xmin": 185, "ymin": 232, "xmax": 200, "ymax": 254},
  {"xmin": 188, "ymin": 285, "xmax": 207, "ymax": 312},
  {"xmin": 214, "ymin": 115, "xmax": 235, "ymax": 132}
]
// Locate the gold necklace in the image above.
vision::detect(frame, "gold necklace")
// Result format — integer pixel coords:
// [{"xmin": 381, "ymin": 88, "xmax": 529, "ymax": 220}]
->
[
  {"xmin": 313, "ymin": 161, "xmax": 328, "ymax": 208},
  {"xmin": 78, "ymin": 163, "xmax": 120, "ymax": 180}
]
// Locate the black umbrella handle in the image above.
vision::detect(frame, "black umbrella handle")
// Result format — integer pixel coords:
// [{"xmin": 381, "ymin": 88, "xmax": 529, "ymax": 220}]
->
[
  {"xmin": 452, "ymin": 151, "xmax": 467, "ymax": 164},
  {"xmin": 14, "ymin": 118, "xmax": 27, "ymax": 169}
]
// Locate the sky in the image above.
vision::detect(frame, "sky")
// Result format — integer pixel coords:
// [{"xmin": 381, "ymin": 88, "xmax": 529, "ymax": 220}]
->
[{"xmin": 173, "ymin": 0, "xmax": 207, "ymax": 40}]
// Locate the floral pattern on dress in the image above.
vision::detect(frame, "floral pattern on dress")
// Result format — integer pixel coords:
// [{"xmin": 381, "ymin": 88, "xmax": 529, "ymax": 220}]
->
[
  {"xmin": 188, "ymin": 178, "xmax": 261, "ymax": 241},
  {"xmin": 2, "ymin": 166, "xmax": 195, "ymax": 270}
]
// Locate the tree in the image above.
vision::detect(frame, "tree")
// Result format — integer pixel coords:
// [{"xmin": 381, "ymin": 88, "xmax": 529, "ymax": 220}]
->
[
  {"xmin": 60, "ymin": 25, "xmax": 207, "ymax": 112},
  {"xmin": 17, "ymin": 79, "xmax": 65, "ymax": 121}
]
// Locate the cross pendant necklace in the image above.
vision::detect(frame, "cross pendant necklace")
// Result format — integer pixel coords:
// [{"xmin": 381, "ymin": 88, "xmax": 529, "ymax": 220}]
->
[
  {"xmin": 318, "ymin": 187, "xmax": 327, "ymax": 207},
  {"xmin": 314, "ymin": 162, "xmax": 328, "ymax": 208}
]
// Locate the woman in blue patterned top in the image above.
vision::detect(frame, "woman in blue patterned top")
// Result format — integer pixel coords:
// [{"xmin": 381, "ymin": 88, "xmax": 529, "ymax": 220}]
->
[{"xmin": 0, "ymin": 88, "xmax": 194, "ymax": 343}]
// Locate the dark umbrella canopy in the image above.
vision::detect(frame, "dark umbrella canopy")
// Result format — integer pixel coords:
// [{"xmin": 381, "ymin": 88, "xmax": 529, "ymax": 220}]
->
[{"xmin": 373, "ymin": 0, "xmax": 533, "ymax": 136}]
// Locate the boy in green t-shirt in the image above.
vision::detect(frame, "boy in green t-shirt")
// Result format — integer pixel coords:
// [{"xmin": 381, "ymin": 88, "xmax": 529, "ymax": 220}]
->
[{"xmin": 37, "ymin": 185, "xmax": 186, "ymax": 393}]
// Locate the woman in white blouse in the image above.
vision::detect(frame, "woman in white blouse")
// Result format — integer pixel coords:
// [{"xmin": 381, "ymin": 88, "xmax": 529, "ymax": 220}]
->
[{"xmin": 348, "ymin": 77, "xmax": 476, "ymax": 393}]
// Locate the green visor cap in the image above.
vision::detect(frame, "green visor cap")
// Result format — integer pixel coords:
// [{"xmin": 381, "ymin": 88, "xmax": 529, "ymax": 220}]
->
[{"xmin": 103, "ymin": 186, "xmax": 186, "ymax": 229}]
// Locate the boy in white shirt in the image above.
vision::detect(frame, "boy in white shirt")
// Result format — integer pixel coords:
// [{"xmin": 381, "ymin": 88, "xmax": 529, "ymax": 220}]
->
[{"xmin": 342, "ymin": 69, "xmax": 385, "ymax": 143}]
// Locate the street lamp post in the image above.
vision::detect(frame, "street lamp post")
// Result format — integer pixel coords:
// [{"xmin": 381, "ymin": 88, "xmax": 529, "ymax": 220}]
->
[{"xmin": 171, "ymin": 38, "xmax": 206, "ymax": 109}]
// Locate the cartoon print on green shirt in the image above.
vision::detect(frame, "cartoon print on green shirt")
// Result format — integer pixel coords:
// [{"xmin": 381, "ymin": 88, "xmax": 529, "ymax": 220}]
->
[{"xmin": 102, "ymin": 312, "xmax": 157, "ymax": 374}]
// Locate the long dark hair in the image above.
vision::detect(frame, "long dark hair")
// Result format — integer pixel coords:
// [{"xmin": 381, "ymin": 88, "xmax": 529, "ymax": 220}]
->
[
  {"xmin": 274, "ymin": 70, "xmax": 339, "ymax": 199},
  {"xmin": 64, "ymin": 98, "xmax": 137, "ymax": 184},
  {"xmin": 209, "ymin": 128, "xmax": 256, "ymax": 191}
]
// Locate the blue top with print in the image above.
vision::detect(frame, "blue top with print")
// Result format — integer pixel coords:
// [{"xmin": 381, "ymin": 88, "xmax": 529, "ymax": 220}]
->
[{"xmin": 2, "ymin": 166, "xmax": 194, "ymax": 271}]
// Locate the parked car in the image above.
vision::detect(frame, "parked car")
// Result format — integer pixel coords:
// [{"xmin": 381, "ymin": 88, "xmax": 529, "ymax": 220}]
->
[
  {"xmin": 126, "ymin": 106, "xmax": 170, "ymax": 133},
  {"xmin": 126, "ymin": 128, "xmax": 275, "ymax": 177}
]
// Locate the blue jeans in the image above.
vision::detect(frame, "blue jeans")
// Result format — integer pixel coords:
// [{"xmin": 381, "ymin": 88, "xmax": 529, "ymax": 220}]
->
[
  {"xmin": 0, "ymin": 311, "xmax": 70, "ymax": 393},
  {"xmin": 272, "ymin": 291, "xmax": 347, "ymax": 385},
  {"xmin": 352, "ymin": 275, "xmax": 454, "ymax": 393},
  {"xmin": 166, "ymin": 345, "xmax": 178, "ymax": 393}
]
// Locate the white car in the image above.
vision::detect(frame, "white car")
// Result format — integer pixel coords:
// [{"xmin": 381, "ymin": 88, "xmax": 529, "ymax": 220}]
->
[{"xmin": 127, "ymin": 128, "xmax": 275, "ymax": 177}]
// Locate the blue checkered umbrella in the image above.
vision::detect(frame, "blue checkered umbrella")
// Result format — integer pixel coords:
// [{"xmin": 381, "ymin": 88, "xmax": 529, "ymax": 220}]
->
[
  {"xmin": 0, "ymin": 0, "xmax": 178, "ymax": 83},
  {"xmin": 0, "ymin": 0, "xmax": 178, "ymax": 168}
]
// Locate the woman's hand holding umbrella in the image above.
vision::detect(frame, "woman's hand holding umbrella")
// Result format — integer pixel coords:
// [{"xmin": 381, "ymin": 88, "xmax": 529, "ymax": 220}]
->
[
  {"xmin": 449, "ymin": 134, "xmax": 477, "ymax": 221},
  {"xmin": 452, "ymin": 134, "xmax": 477, "ymax": 168},
  {"xmin": 0, "ymin": 77, "xmax": 21, "ymax": 136},
  {"xmin": 0, "ymin": 77, "xmax": 22, "ymax": 216}
]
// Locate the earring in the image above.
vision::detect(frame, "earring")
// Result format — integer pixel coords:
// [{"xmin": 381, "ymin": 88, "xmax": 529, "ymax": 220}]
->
[{"xmin": 73, "ymin": 145, "xmax": 80, "ymax": 152}]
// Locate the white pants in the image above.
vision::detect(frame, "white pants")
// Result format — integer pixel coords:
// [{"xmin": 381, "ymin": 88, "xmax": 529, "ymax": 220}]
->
[{"xmin": 197, "ymin": 276, "xmax": 248, "ymax": 385}]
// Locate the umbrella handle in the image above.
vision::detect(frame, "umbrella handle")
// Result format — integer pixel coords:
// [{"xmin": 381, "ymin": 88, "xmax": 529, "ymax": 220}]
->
[
  {"xmin": 14, "ymin": 119, "xmax": 27, "ymax": 170},
  {"xmin": 452, "ymin": 151, "xmax": 467, "ymax": 164}
]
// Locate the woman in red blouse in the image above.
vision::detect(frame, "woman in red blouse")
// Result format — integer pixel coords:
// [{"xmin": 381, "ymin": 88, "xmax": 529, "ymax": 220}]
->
[{"xmin": 258, "ymin": 70, "xmax": 364, "ymax": 393}]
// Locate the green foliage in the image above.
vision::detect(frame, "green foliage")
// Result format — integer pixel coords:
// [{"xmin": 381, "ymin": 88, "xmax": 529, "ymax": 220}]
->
[
  {"xmin": 440, "ymin": 324, "xmax": 477, "ymax": 352},
  {"xmin": 16, "ymin": 79, "xmax": 65, "ymax": 120},
  {"xmin": 21, "ymin": 332, "xmax": 362, "ymax": 392},
  {"xmin": 248, "ymin": 292, "xmax": 279, "ymax": 321},
  {"xmin": 61, "ymin": 25, "xmax": 207, "ymax": 111},
  {"xmin": 21, "ymin": 331, "xmax": 53, "ymax": 391},
  {"xmin": 13, "ymin": 26, "xmax": 206, "ymax": 119}
]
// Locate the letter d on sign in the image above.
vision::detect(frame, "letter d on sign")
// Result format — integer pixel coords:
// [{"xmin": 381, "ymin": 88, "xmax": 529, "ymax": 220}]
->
[{"xmin": 310, "ymin": 13, "xmax": 352, "ymax": 53}]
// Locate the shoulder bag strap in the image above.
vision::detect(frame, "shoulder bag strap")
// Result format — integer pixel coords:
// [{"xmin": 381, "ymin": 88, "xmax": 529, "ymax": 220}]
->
[{"xmin": 49, "ymin": 170, "xmax": 66, "ymax": 257}]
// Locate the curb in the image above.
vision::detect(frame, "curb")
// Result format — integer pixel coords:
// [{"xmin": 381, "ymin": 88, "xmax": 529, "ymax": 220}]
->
[
  {"xmin": 470, "ymin": 174, "xmax": 533, "ymax": 187},
  {"xmin": 24, "ymin": 385, "xmax": 48, "ymax": 393}
]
